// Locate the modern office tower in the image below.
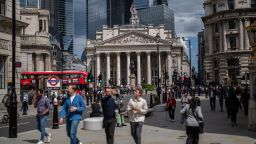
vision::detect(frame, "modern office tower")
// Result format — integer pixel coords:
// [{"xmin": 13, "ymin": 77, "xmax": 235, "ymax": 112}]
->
[
  {"xmin": 138, "ymin": 4, "xmax": 175, "ymax": 37},
  {"xmin": 107, "ymin": 0, "xmax": 133, "ymax": 27},
  {"xmin": 134, "ymin": 0, "xmax": 149, "ymax": 9}
]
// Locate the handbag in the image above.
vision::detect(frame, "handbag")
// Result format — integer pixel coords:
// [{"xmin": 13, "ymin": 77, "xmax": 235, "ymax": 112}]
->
[{"xmin": 192, "ymin": 110, "xmax": 204, "ymax": 134}]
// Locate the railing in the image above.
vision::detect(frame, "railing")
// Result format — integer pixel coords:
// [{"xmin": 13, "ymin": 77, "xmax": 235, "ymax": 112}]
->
[{"xmin": 21, "ymin": 34, "xmax": 50, "ymax": 46}]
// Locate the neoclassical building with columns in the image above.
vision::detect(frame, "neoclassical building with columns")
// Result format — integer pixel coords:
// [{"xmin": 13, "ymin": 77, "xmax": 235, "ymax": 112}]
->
[
  {"xmin": 86, "ymin": 22, "xmax": 186, "ymax": 87},
  {"xmin": 202, "ymin": 0, "xmax": 256, "ymax": 85}
]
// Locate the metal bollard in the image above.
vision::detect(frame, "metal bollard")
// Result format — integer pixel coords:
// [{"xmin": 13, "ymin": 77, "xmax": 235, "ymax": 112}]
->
[{"xmin": 52, "ymin": 98, "xmax": 59, "ymax": 129}]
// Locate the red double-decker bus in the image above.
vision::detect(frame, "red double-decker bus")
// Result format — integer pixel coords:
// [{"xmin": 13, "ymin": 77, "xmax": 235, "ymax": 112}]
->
[{"xmin": 20, "ymin": 71, "xmax": 89, "ymax": 92}]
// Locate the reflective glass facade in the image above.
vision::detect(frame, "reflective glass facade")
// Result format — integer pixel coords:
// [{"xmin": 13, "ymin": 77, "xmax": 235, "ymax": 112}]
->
[
  {"xmin": 138, "ymin": 4, "xmax": 175, "ymax": 36},
  {"xmin": 107, "ymin": 0, "xmax": 133, "ymax": 27},
  {"xmin": 87, "ymin": 0, "xmax": 107, "ymax": 39},
  {"xmin": 20, "ymin": 0, "xmax": 41, "ymax": 8},
  {"xmin": 135, "ymin": 0, "xmax": 149, "ymax": 9}
]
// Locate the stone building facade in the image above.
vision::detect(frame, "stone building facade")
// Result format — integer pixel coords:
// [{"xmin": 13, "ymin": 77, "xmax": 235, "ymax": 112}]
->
[
  {"xmin": 0, "ymin": 0, "xmax": 27, "ymax": 98},
  {"xmin": 86, "ymin": 9, "xmax": 187, "ymax": 87},
  {"xmin": 202, "ymin": 0, "xmax": 256, "ymax": 86},
  {"xmin": 20, "ymin": 8, "xmax": 53, "ymax": 72}
]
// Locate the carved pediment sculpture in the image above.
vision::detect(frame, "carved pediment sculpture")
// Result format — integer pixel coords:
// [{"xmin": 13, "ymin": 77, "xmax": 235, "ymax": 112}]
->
[{"xmin": 107, "ymin": 34, "xmax": 155, "ymax": 45}]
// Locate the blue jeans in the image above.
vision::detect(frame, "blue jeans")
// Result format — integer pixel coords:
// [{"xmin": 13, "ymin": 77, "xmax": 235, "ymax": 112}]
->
[
  {"xmin": 36, "ymin": 115, "xmax": 49, "ymax": 141},
  {"xmin": 66, "ymin": 120, "xmax": 80, "ymax": 144}
]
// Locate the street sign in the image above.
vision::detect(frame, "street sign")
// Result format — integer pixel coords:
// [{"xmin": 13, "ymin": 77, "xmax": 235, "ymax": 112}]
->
[{"xmin": 47, "ymin": 76, "xmax": 61, "ymax": 90}]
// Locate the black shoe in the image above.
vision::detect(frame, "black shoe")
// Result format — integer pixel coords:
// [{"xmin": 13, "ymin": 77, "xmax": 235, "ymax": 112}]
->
[
  {"xmin": 117, "ymin": 124, "xmax": 122, "ymax": 127},
  {"xmin": 121, "ymin": 123, "xmax": 127, "ymax": 126}
]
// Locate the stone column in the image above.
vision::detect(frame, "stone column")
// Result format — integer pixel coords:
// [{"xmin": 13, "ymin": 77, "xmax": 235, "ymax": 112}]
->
[
  {"xmin": 116, "ymin": 52, "xmax": 121, "ymax": 86},
  {"xmin": 106, "ymin": 53, "xmax": 110, "ymax": 86},
  {"xmin": 126, "ymin": 52, "xmax": 130, "ymax": 85},
  {"xmin": 146, "ymin": 52, "xmax": 151, "ymax": 84},
  {"xmin": 158, "ymin": 52, "xmax": 162, "ymax": 78},
  {"xmin": 137, "ymin": 52, "xmax": 141, "ymax": 86},
  {"xmin": 36, "ymin": 54, "xmax": 44, "ymax": 71},
  {"xmin": 167, "ymin": 52, "xmax": 172, "ymax": 85},
  {"xmin": 239, "ymin": 19, "xmax": 244, "ymax": 50},
  {"xmin": 219, "ymin": 22, "xmax": 223, "ymax": 52},
  {"xmin": 44, "ymin": 54, "xmax": 51, "ymax": 71},
  {"xmin": 96, "ymin": 53, "xmax": 101, "ymax": 76},
  {"xmin": 208, "ymin": 24, "xmax": 213, "ymax": 54},
  {"xmin": 244, "ymin": 19, "xmax": 250, "ymax": 50},
  {"xmin": 177, "ymin": 55, "xmax": 182, "ymax": 75},
  {"xmin": 223, "ymin": 22, "xmax": 227, "ymax": 51}
]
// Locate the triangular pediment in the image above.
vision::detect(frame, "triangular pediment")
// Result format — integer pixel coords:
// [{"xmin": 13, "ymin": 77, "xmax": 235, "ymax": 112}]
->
[{"xmin": 100, "ymin": 31, "xmax": 170, "ymax": 45}]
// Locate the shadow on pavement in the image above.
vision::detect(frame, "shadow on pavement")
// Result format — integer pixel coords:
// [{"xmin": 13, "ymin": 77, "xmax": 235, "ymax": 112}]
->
[
  {"xmin": 23, "ymin": 139, "xmax": 38, "ymax": 143},
  {"xmin": 143, "ymin": 98, "xmax": 256, "ymax": 140}
]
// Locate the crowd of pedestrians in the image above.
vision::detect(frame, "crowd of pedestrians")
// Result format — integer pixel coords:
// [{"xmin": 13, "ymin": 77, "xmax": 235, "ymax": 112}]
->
[{"xmin": 14, "ymin": 81, "xmax": 249, "ymax": 144}]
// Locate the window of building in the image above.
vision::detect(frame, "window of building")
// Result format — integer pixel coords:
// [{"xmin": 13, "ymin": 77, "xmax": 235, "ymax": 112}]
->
[
  {"xmin": 214, "ymin": 38, "xmax": 219, "ymax": 53},
  {"xmin": 229, "ymin": 35, "xmax": 237, "ymax": 50},
  {"xmin": 0, "ymin": 57, "xmax": 5, "ymax": 89},
  {"xmin": 0, "ymin": 0, "xmax": 5, "ymax": 16},
  {"xmin": 228, "ymin": 20, "xmax": 236, "ymax": 29},
  {"xmin": 213, "ymin": 3, "xmax": 217, "ymax": 13},
  {"xmin": 228, "ymin": 0, "xmax": 234, "ymax": 9},
  {"xmin": 252, "ymin": 0, "xmax": 256, "ymax": 8},
  {"xmin": 39, "ymin": 20, "xmax": 43, "ymax": 32}
]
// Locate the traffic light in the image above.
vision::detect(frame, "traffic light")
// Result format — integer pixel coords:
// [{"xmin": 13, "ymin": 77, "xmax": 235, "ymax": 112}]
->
[
  {"xmin": 88, "ymin": 72, "xmax": 91, "ymax": 82},
  {"xmin": 184, "ymin": 72, "xmax": 187, "ymax": 77}
]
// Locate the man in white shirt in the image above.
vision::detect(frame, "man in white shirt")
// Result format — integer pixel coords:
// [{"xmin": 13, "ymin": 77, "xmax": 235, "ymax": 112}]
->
[{"xmin": 127, "ymin": 86, "xmax": 148, "ymax": 144}]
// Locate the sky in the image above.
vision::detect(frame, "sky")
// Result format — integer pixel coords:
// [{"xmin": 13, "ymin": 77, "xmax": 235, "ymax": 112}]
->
[{"xmin": 169, "ymin": 0, "xmax": 205, "ymax": 71}]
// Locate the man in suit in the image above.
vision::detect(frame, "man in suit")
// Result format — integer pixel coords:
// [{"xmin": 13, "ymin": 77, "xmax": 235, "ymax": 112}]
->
[{"xmin": 59, "ymin": 85, "xmax": 86, "ymax": 144}]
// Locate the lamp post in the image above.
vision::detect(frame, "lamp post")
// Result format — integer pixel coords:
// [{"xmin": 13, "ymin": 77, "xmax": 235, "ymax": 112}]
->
[
  {"xmin": 155, "ymin": 34, "xmax": 161, "ymax": 100},
  {"xmin": 246, "ymin": 21, "xmax": 256, "ymax": 131},
  {"xmin": 182, "ymin": 37, "xmax": 192, "ymax": 78},
  {"xmin": 9, "ymin": 0, "xmax": 17, "ymax": 138}
]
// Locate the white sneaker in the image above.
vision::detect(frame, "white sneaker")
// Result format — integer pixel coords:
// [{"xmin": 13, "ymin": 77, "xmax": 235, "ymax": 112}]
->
[
  {"xmin": 46, "ymin": 133, "xmax": 51, "ymax": 143},
  {"xmin": 79, "ymin": 142, "xmax": 83, "ymax": 144},
  {"xmin": 36, "ymin": 140, "xmax": 44, "ymax": 144}
]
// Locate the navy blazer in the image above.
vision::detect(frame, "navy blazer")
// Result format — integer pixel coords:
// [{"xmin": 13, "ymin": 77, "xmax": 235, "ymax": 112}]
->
[{"xmin": 60, "ymin": 94, "xmax": 86, "ymax": 121}]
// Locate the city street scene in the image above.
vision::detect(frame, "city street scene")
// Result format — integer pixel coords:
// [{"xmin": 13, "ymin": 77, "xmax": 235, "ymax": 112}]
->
[{"xmin": 0, "ymin": 0, "xmax": 256, "ymax": 144}]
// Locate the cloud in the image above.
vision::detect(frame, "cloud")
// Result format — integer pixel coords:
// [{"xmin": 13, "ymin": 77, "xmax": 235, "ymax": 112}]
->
[{"xmin": 169, "ymin": 0, "xmax": 204, "ymax": 37}]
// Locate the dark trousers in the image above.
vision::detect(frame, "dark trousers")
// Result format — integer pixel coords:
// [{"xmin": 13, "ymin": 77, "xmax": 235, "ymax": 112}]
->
[
  {"xmin": 230, "ymin": 110, "xmax": 238, "ymax": 124},
  {"xmin": 186, "ymin": 126, "xmax": 200, "ymax": 144},
  {"xmin": 23, "ymin": 101, "xmax": 28, "ymax": 115},
  {"xmin": 219, "ymin": 98, "xmax": 223, "ymax": 112},
  {"xmin": 210, "ymin": 97, "xmax": 216, "ymax": 111},
  {"xmin": 242, "ymin": 102, "xmax": 248, "ymax": 116},
  {"xmin": 168, "ymin": 107, "xmax": 175, "ymax": 120},
  {"xmin": 130, "ymin": 122, "xmax": 143, "ymax": 144},
  {"xmin": 103, "ymin": 118, "xmax": 117, "ymax": 144}
]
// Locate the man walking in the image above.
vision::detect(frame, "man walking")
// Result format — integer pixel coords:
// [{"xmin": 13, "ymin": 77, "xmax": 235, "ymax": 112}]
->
[
  {"xmin": 101, "ymin": 87, "xmax": 117, "ymax": 144},
  {"xmin": 127, "ymin": 86, "xmax": 148, "ymax": 144},
  {"xmin": 34, "ymin": 89, "xmax": 51, "ymax": 144},
  {"xmin": 59, "ymin": 85, "xmax": 85, "ymax": 144},
  {"xmin": 209, "ymin": 86, "xmax": 216, "ymax": 111}
]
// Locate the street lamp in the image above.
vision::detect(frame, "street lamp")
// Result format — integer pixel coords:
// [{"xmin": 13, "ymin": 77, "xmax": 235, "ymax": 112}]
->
[
  {"xmin": 9, "ymin": 0, "xmax": 17, "ymax": 138},
  {"xmin": 182, "ymin": 37, "xmax": 192, "ymax": 78},
  {"xmin": 155, "ymin": 33, "xmax": 161, "ymax": 100},
  {"xmin": 246, "ymin": 21, "xmax": 256, "ymax": 131}
]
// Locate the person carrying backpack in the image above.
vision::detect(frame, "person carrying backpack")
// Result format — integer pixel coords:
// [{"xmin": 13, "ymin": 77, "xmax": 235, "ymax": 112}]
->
[{"xmin": 180, "ymin": 97, "xmax": 203, "ymax": 144}]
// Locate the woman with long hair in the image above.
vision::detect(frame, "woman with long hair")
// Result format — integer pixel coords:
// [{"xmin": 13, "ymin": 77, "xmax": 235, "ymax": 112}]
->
[{"xmin": 180, "ymin": 97, "xmax": 203, "ymax": 144}]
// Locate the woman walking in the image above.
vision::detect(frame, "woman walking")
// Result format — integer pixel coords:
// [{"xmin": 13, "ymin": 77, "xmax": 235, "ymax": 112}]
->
[
  {"xmin": 227, "ymin": 87, "xmax": 242, "ymax": 127},
  {"xmin": 166, "ymin": 93, "xmax": 176, "ymax": 121},
  {"xmin": 180, "ymin": 97, "xmax": 203, "ymax": 144}
]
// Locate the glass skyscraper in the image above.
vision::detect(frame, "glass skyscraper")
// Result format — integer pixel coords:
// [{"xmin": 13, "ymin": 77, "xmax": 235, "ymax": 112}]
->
[
  {"xmin": 87, "ymin": 0, "xmax": 107, "ymax": 39},
  {"xmin": 138, "ymin": 4, "xmax": 175, "ymax": 36},
  {"xmin": 106, "ymin": 0, "xmax": 133, "ymax": 27},
  {"xmin": 20, "ymin": 0, "xmax": 41, "ymax": 8},
  {"xmin": 135, "ymin": 0, "xmax": 149, "ymax": 9}
]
